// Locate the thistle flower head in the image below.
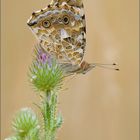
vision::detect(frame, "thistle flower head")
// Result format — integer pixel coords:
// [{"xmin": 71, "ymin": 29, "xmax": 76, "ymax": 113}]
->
[
  {"xmin": 29, "ymin": 44, "xmax": 64, "ymax": 93},
  {"xmin": 12, "ymin": 108, "xmax": 40, "ymax": 138}
]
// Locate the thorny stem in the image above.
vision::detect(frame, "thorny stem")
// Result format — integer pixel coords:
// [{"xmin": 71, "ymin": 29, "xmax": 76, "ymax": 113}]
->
[{"xmin": 41, "ymin": 92, "xmax": 58, "ymax": 140}]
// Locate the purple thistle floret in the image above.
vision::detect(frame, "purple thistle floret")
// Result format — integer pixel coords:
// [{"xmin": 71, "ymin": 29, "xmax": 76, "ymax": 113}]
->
[
  {"xmin": 37, "ymin": 47, "xmax": 52, "ymax": 68},
  {"xmin": 39, "ymin": 52, "xmax": 47, "ymax": 64}
]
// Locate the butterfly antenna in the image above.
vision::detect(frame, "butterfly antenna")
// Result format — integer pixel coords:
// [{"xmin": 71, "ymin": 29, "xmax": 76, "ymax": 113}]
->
[{"xmin": 91, "ymin": 63, "xmax": 119, "ymax": 71}]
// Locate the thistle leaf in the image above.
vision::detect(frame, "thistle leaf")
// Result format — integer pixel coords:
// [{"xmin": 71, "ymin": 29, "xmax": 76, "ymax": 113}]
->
[{"xmin": 56, "ymin": 113, "xmax": 63, "ymax": 129}]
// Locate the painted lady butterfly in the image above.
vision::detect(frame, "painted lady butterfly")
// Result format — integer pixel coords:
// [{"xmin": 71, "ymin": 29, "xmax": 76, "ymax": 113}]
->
[{"xmin": 27, "ymin": 0, "xmax": 119, "ymax": 75}]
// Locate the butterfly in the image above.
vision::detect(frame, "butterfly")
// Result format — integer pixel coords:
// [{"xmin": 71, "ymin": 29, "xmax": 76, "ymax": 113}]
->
[{"xmin": 27, "ymin": 0, "xmax": 119, "ymax": 75}]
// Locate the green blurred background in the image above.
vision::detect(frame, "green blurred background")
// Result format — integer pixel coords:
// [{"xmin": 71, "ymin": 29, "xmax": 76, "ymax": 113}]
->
[{"xmin": 1, "ymin": 0, "xmax": 139, "ymax": 140}]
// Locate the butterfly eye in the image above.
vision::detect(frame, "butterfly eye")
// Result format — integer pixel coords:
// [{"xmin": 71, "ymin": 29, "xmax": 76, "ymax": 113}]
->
[
  {"xmin": 63, "ymin": 16, "xmax": 69, "ymax": 25},
  {"xmin": 42, "ymin": 20, "xmax": 51, "ymax": 28}
]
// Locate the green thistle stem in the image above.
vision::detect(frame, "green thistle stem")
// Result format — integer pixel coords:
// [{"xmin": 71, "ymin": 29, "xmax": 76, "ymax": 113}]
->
[{"xmin": 41, "ymin": 92, "xmax": 59, "ymax": 140}]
